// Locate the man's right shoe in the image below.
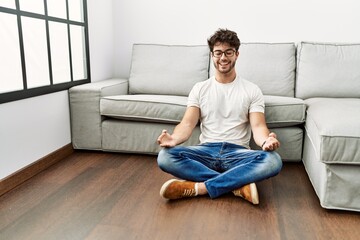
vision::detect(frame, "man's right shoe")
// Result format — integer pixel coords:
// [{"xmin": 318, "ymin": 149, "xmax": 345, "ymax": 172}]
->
[
  {"xmin": 232, "ymin": 183, "xmax": 259, "ymax": 205},
  {"xmin": 160, "ymin": 179, "xmax": 197, "ymax": 200}
]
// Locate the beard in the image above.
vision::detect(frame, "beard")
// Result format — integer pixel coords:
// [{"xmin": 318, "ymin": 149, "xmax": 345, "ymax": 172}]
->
[{"xmin": 213, "ymin": 59, "xmax": 236, "ymax": 74}]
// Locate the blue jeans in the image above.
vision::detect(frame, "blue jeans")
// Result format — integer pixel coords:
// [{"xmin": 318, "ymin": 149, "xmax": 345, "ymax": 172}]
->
[{"xmin": 157, "ymin": 142, "xmax": 283, "ymax": 198}]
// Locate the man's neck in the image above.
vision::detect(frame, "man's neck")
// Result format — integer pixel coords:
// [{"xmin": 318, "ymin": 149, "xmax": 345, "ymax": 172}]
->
[{"xmin": 214, "ymin": 71, "xmax": 237, "ymax": 84}]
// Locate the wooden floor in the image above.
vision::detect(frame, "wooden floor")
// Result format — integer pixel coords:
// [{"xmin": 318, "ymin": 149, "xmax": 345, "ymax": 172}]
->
[{"xmin": 0, "ymin": 151, "xmax": 359, "ymax": 240}]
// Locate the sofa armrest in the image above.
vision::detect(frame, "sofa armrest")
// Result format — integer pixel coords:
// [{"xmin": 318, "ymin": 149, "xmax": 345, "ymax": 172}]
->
[{"xmin": 69, "ymin": 78, "xmax": 128, "ymax": 150}]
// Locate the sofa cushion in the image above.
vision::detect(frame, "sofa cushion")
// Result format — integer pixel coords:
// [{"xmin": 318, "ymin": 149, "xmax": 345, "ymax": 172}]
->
[
  {"xmin": 296, "ymin": 42, "xmax": 360, "ymax": 99},
  {"xmin": 100, "ymin": 95, "xmax": 187, "ymax": 123},
  {"xmin": 264, "ymin": 95, "xmax": 305, "ymax": 128},
  {"xmin": 101, "ymin": 94, "xmax": 304, "ymax": 128},
  {"xmin": 210, "ymin": 43, "xmax": 296, "ymax": 97},
  {"xmin": 102, "ymin": 120, "xmax": 201, "ymax": 154},
  {"xmin": 304, "ymin": 98, "xmax": 360, "ymax": 164},
  {"xmin": 129, "ymin": 44, "xmax": 209, "ymax": 96}
]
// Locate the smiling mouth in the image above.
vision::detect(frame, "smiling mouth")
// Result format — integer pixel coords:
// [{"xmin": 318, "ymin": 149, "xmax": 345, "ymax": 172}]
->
[{"xmin": 219, "ymin": 62, "xmax": 230, "ymax": 67}]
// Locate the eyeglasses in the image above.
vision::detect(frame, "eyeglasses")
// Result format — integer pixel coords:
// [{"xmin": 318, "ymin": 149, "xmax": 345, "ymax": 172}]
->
[{"xmin": 212, "ymin": 49, "xmax": 236, "ymax": 58}]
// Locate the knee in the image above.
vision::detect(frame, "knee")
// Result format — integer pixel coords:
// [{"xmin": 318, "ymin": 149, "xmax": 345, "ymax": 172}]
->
[
  {"xmin": 157, "ymin": 148, "xmax": 173, "ymax": 171},
  {"xmin": 267, "ymin": 151, "xmax": 283, "ymax": 174}
]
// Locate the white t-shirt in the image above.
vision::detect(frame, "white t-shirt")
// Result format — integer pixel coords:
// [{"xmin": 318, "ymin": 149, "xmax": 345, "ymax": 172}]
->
[{"xmin": 187, "ymin": 76, "xmax": 264, "ymax": 148}]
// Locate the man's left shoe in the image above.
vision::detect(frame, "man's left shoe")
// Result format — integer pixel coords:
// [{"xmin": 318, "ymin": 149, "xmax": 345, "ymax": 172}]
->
[
  {"xmin": 232, "ymin": 183, "xmax": 259, "ymax": 205},
  {"xmin": 160, "ymin": 179, "xmax": 197, "ymax": 200}
]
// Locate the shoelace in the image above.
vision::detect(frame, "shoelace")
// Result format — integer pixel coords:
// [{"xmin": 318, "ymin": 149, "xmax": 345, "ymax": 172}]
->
[{"xmin": 182, "ymin": 188, "xmax": 196, "ymax": 197}]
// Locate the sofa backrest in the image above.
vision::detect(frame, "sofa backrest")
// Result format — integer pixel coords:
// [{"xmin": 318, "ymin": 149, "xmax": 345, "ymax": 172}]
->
[
  {"xmin": 129, "ymin": 44, "xmax": 209, "ymax": 96},
  {"xmin": 296, "ymin": 42, "xmax": 360, "ymax": 99},
  {"xmin": 209, "ymin": 43, "xmax": 296, "ymax": 97}
]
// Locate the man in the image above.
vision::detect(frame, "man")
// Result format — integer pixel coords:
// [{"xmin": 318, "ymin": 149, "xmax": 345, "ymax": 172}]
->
[{"xmin": 156, "ymin": 29, "xmax": 282, "ymax": 204}]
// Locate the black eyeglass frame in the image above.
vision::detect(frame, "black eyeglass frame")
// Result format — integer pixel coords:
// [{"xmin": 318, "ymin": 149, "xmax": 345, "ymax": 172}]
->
[{"xmin": 211, "ymin": 49, "xmax": 237, "ymax": 58}]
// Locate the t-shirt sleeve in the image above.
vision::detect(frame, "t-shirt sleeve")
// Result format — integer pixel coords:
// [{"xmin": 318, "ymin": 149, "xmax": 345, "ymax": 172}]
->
[
  {"xmin": 249, "ymin": 85, "xmax": 265, "ymax": 113},
  {"xmin": 187, "ymin": 83, "xmax": 200, "ymax": 108}
]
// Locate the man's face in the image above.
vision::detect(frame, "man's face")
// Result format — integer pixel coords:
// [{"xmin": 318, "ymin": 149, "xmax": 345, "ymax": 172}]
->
[{"xmin": 211, "ymin": 42, "xmax": 239, "ymax": 74}]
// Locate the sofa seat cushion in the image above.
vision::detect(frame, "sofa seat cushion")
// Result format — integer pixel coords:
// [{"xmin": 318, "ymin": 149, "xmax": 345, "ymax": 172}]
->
[
  {"xmin": 101, "ymin": 94, "xmax": 305, "ymax": 128},
  {"xmin": 264, "ymin": 95, "xmax": 305, "ymax": 128},
  {"xmin": 100, "ymin": 95, "xmax": 187, "ymax": 123},
  {"xmin": 305, "ymin": 98, "xmax": 360, "ymax": 164}
]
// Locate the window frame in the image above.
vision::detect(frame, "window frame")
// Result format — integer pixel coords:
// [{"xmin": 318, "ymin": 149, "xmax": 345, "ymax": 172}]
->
[{"xmin": 0, "ymin": 0, "xmax": 91, "ymax": 104}]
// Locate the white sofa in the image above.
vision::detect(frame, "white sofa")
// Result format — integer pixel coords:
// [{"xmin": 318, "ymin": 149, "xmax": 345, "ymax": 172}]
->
[
  {"xmin": 69, "ymin": 42, "xmax": 360, "ymax": 211},
  {"xmin": 296, "ymin": 42, "xmax": 360, "ymax": 211}
]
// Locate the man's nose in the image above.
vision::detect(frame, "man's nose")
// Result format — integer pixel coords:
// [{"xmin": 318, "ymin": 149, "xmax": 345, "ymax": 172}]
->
[
  {"xmin": 220, "ymin": 53, "xmax": 228, "ymax": 60},
  {"xmin": 220, "ymin": 52, "xmax": 227, "ymax": 59}
]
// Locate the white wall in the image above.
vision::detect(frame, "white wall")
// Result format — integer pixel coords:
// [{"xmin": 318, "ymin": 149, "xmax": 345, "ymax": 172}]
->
[
  {"xmin": 0, "ymin": 0, "xmax": 114, "ymax": 180},
  {"xmin": 113, "ymin": 0, "xmax": 360, "ymax": 78},
  {"xmin": 87, "ymin": 0, "xmax": 114, "ymax": 82},
  {"xmin": 0, "ymin": 92, "xmax": 71, "ymax": 180}
]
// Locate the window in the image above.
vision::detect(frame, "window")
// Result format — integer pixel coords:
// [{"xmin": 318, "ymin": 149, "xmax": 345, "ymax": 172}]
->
[{"xmin": 0, "ymin": 0, "xmax": 90, "ymax": 103}]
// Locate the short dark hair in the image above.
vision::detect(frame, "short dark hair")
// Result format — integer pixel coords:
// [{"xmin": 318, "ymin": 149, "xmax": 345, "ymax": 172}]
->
[{"xmin": 207, "ymin": 28, "xmax": 241, "ymax": 52}]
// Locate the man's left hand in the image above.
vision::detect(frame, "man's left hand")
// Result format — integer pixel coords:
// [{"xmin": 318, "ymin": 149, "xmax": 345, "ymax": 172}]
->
[{"xmin": 262, "ymin": 132, "xmax": 280, "ymax": 151}]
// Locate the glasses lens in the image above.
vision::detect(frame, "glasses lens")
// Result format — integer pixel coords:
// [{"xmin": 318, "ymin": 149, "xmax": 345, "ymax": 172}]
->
[
  {"xmin": 213, "ymin": 50, "xmax": 222, "ymax": 58},
  {"xmin": 225, "ymin": 50, "xmax": 235, "ymax": 57}
]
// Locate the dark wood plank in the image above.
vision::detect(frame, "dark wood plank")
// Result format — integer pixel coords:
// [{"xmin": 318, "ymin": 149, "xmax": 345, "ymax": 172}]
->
[{"xmin": 0, "ymin": 151, "xmax": 359, "ymax": 240}]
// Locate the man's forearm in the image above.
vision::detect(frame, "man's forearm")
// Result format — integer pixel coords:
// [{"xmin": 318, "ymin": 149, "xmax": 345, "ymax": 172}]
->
[
  {"xmin": 253, "ymin": 126, "xmax": 271, "ymax": 148},
  {"xmin": 171, "ymin": 122, "xmax": 194, "ymax": 145}
]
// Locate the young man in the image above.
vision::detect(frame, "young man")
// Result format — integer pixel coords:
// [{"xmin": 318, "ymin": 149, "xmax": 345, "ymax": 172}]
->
[{"xmin": 156, "ymin": 29, "xmax": 282, "ymax": 204}]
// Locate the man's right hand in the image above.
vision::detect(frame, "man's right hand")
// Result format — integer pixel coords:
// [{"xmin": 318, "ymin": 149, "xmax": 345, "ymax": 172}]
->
[{"xmin": 157, "ymin": 129, "xmax": 177, "ymax": 147}]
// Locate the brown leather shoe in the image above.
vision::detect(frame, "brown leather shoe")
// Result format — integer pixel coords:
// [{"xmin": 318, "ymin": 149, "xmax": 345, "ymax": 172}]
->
[
  {"xmin": 233, "ymin": 183, "xmax": 259, "ymax": 204},
  {"xmin": 160, "ymin": 179, "xmax": 197, "ymax": 200}
]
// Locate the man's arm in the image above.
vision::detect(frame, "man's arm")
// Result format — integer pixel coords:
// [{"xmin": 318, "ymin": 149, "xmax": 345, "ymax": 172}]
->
[
  {"xmin": 157, "ymin": 106, "xmax": 200, "ymax": 147},
  {"xmin": 249, "ymin": 112, "xmax": 280, "ymax": 151}
]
